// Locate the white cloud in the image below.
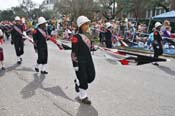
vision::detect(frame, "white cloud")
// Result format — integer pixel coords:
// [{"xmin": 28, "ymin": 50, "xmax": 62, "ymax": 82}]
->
[
  {"xmin": 0, "ymin": 0, "xmax": 44, "ymax": 10},
  {"xmin": 32, "ymin": 0, "xmax": 44, "ymax": 4},
  {"xmin": 0, "ymin": 0, "xmax": 19, "ymax": 10}
]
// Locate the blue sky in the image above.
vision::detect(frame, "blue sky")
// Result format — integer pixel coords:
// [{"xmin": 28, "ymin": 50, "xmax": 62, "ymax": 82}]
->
[{"xmin": 0, "ymin": 0, "xmax": 44, "ymax": 10}]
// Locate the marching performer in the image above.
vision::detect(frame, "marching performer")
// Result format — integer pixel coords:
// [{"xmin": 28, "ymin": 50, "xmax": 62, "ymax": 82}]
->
[
  {"xmin": 104, "ymin": 22, "xmax": 112, "ymax": 48},
  {"xmin": 33, "ymin": 17, "xmax": 48, "ymax": 74},
  {"xmin": 11, "ymin": 16, "xmax": 24, "ymax": 64},
  {"xmin": 71, "ymin": 16, "xmax": 96, "ymax": 105},
  {"xmin": 152, "ymin": 22, "xmax": 163, "ymax": 66}
]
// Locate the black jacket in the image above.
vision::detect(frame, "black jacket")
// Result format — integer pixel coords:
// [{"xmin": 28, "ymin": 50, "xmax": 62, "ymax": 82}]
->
[
  {"xmin": 105, "ymin": 29, "xmax": 112, "ymax": 41},
  {"xmin": 105, "ymin": 29, "xmax": 112, "ymax": 48},
  {"xmin": 33, "ymin": 28, "xmax": 48, "ymax": 64},
  {"xmin": 33, "ymin": 28, "xmax": 48, "ymax": 50},
  {"xmin": 153, "ymin": 30, "xmax": 162, "ymax": 46},
  {"xmin": 11, "ymin": 25, "xmax": 23, "ymax": 43},
  {"xmin": 71, "ymin": 34, "xmax": 92, "ymax": 67}
]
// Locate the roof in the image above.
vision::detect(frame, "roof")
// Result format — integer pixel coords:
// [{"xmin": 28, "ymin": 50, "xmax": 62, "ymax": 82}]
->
[{"xmin": 153, "ymin": 10, "xmax": 175, "ymax": 20}]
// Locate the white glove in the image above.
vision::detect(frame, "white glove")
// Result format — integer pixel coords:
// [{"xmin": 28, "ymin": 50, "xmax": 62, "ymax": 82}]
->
[
  {"xmin": 74, "ymin": 67, "xmax": 79, "ymax": 71},
  {"xmin": 23, "ymin": 32, "xmax": 27, "ymax": 36}
]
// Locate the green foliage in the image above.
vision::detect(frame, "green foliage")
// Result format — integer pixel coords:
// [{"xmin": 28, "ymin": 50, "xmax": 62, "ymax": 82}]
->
[
  {"xmin": 0, "ymin": 4, "xmax": 55, "ymax": 21},
  {"xmin": 0, "ymin": 10, "xmax": 14, "ymax": 21},
  {"xmin": 12, "ymin": 6, "xmax": 28, "ymax": 17}
]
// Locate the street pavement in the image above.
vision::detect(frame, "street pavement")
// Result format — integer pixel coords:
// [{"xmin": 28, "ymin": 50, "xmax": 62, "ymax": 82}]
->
[{"xmin": 0, "ymin": 40, "xmax": 175, "ymax": 116}]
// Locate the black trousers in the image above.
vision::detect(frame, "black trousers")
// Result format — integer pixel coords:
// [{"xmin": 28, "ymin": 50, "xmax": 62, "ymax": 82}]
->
[
  {"xmin": 75, "ymin": 60, "xmax": 95, "ymax": 90},
  {"xmin": 105, "ymin": 40, "xmax": 112, "ymax": 48},
  {"xmin": 14, "ymin": 40, "xmax": 24, "ymax": 57},
  {"xmin": 0, "ymin": 47, "xmax": 4, "ymax": 61},
  {"xmin": 37, "ymin": 48, "xmax": 48, "ymax": 64},
  {"xmin": 152, "ymin": 43, "xmax": 163, "ymax": 58},
  {"xmin": 5, "ymin": 32, "xmax": 10, "ymax": 40}
]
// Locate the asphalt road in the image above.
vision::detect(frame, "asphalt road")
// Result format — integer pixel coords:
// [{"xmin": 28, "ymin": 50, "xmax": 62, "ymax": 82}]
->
[{"xmin": 0, "ymin": 40, "xmax": 175, "ymax": 116}]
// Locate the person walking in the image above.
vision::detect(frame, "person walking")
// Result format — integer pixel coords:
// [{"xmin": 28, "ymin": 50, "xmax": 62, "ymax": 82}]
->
[
  {"xmin": 11, "ymin": 16, "xmax": 24, "ymax": 64},
  {"xmin": 71, "ymin": 16, "xmax": 96, "ymax": 105},
  {"xmin": 152, "ymin": 22, "xmax": 163, "ymax": 66},
  {"xmin": 33, "ymin": 17, "xmax": 49, "ymax": 74}
]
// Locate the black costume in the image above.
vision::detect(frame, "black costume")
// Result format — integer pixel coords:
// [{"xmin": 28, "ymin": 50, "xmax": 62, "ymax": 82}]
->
[
  {"xmin": 104, "ymin": 29, "xmax": 112, "ymax": 48},
  {"xmin": 152, "ymin": 30, "xmax": 163, "ymax": 58},
  {"xmin": 11, "ymin": 24, "xmax": 24, "ymax": 58},
  {"xmin": 71, "ymin": 34, "xmax": 95, "ymax": 90},
  {"xmin": 33, "ymin": 28, "xmax": 48, "ymax": 65},
  {"xmin": 99, "ymin": 31, "xmax": 105, "ymax": 45}
]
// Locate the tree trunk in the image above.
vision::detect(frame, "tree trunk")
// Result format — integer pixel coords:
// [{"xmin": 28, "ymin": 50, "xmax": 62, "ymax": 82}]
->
[{"xmin": 171, "ymin": 0, "xmax": 175, "ymax": 10}]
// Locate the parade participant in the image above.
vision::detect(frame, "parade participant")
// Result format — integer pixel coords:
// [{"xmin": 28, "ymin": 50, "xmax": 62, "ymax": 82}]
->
[
  {"xmin": 2, "ymin": 23, "xmax": 11, "ymax": 40},
  {"xmin": 71, "ymin": 16, "xmax": 95, "ymax": 105},
  {"xmin": 104, "ymin": 22, "xmax": 112, "ymax": 48},
  {"xmin": 0, "ymin": 29, "xmax": 5, "ymax": 70},
  {"xmin": 152, "ymin": 22, "xmax": 163, "ymax": 66},
  {"xmin": 11, "ymin": 16, "xmax": 24, "ymax": 64},
  {"xmin": 99, "ymin": 27, "xmax": 105, "ymax": 45},
  {"xmin": 33, "ymin": 17, "xmax": 48, "ymax": 74}
]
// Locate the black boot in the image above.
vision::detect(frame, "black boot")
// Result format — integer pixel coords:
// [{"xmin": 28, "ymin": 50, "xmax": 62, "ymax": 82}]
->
[
  {"xmin": 1, "ymin": 67, "xmax": 5, "ymax": 70},
  {"xmin": 81, "ymin": 97, "xmax": 91, "ymax": 105},
  {"xmin": 17, "ymin": 61, "xmax": 21, "ymax": 64},
  {"xmin": 35, "ymin": 68, "xmax": 39, "ymax": 72},
  {"xmin": 41, "ymin": 71, "xmax": 48, "ymax": 74},
  {"xmin": 74, "ymin": 79, "xmax": 79, "ymax": 92},
  {"xmin": 152, "ymin": 62, "xmax": 159, "ymax": 66}
]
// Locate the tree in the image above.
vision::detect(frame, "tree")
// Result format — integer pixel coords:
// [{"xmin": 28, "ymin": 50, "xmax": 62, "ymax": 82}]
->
[
  {"xmin": 143, "ymin": 0, "xmax": 170, "ymax": 16},
  {"xmin": 113, "ymin": 0, "xmax": 170, "ymax": 19},
  {"xmin": 42, "ymin": 10, "xmax": 55, "ymax": 19},
  {"xmin": 0, "ymin": 10, "xmax": 14, "ymax": 21},
  {"xmin": 54, "ymin": 0, "xmax": 99, "ymax": 21},
  {"xmin": 21, "ymin": 0, "xmax": 36, "ymax": 17},
  {"xmin": 12, "ymin": 6, "xmax": 27, "ymax": 17},
  {"xmin": 97, "ymin": 0, "xmax": 133, "ymax": 20},
  {"xmin": 126, "ymin": 0, "xmax": 148, "ymax": 19},
  {"xmin": 98, "ymin": 0, "xmax": 113, "ymax": 19},
  {"xmin": 170, "ymin": 0, "xmax": 175, "ymax": 10}
]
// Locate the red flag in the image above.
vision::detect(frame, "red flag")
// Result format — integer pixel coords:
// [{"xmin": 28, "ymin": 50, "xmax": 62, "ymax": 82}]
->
[{"xmin": 49, "ymin": 37, "xmax": 64, "ymax": 50}]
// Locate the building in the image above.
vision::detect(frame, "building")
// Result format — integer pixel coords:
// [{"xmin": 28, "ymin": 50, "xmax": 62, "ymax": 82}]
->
[
  {"xmin": 145, "ymin": 7, "xmax": 167, "ymax": 19},
  {"xmin": 42, "ymin": 0, "xmax": 58, "ymax": 10}
]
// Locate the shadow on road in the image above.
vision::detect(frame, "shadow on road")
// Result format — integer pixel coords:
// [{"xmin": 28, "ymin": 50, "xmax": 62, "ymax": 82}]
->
[
  {"xmin": 75, "ymin": 97, "xmax": 98, "ymax": 116},
  {"xmin": 157, "ymin": 65, "xmax": 175, "ymax": 76},
  {"xmin": 53, "ymin": 102, "xmax": 74, "ymax": 116},
  {"xmin": 42, "ymin": 86, "xmax": 74, "ymax": 102},
  {"xmin": 20, "ymin": 73, "xmax": 73, "ymax": 102},
  {"xmin": 52, "ymin": 99, "xmax": 98, "ymax": 116},
  {"xmin": 0, "ymin": 69, "xmax": 6, "ymax": 77},
  {"xmin": 0, "ymin": 63, "xmax": 20, "ymax": 77},
  {"xmin": 6, "ymin": 63, "xmax": 21, "ymax": 72},
  {"xmin": 15, "ymin": 67, "xmax": 34, "ymax": 72},
  {"xmin": 76, "ymin": 103, "xmax": 98, "ymax": 116},
  {"xmin": 20, "ymin": 73, "xmax": 45, "ymax": 99}
]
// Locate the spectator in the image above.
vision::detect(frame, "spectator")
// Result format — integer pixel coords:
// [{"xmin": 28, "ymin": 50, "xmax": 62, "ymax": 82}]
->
[{"xmin": 163, "ymin": 26, "xmax": 171, "ymax": 38}]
